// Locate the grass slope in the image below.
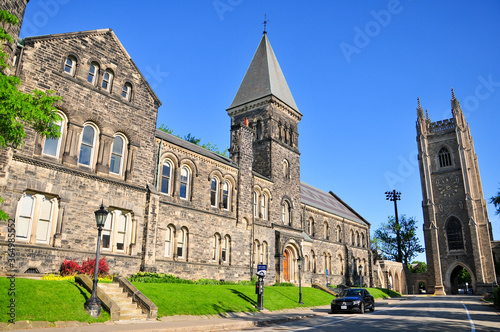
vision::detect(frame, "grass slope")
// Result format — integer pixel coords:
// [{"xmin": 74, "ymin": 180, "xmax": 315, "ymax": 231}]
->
[
  {"xmin": 0, "ymin": 278, "xmax": 110, "ymax": 323},
  {"xmin": 132, "ymin": 283, "xmax": 334, "ymax": 317}
]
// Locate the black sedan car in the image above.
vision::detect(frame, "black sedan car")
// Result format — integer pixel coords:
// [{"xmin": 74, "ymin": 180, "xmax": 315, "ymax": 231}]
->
[{"xmin": 331, "ymin": 288, "xmax": 375, "ymax": 314}]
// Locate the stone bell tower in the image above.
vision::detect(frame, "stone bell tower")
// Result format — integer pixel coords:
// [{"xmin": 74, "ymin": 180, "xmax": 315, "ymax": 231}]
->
[{"xmin": 416, "ymin": 90, "xmax": 497, "ymax": 295}]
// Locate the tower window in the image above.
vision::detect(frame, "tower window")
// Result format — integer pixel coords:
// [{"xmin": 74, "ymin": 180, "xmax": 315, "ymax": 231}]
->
[
  {"xmin": 438, "ymin": 147, "xmax": 452, "ymax": 168},
  {"xmin": 64, "ymin": 56, "xmax": 76, "ymax": 76},
  {"xmin": 87, "ymin": 62, "xmax": 99, "ymax": 85},
  {"xmin": 447, "ymin": 217, "xmax": 464, "ymax": 251}
]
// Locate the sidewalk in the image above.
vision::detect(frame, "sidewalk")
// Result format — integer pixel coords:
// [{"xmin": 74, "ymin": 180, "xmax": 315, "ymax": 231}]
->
[{"xmin": 0, "ymin": 298, "xmax": 401, "ymax": 332}]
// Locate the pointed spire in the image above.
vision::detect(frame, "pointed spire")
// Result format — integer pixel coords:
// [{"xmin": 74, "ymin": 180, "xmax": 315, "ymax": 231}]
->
[
  {"xmin": 417, "ymin": 97, "xmax": 424, "ymax": 118},
  {"xmin": 425, "ymin": 109, "xmax": 430, "ymax": 121},
  {"xmin": 451, "ymin": 87, "xmax": 460, "ymax": 111},
  {"xmin": 228, "ymin": 34, "xmax": 299, "ymax": 112},
  {"xmin": 451, "ymin": 88, "xmax": 456, "ymax": 100}
]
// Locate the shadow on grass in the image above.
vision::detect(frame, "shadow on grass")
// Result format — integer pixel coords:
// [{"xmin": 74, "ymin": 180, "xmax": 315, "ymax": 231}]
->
[
  {"xmin": 72, "ymin": 282, "xmax": 90, "ymax": 302},
  {"xmin": 268, "ymin": 288, "xmax": 297, "ymax": 302},
  {"xmin": 380, "ymin": 288, "xmax": 402, "ymax": 298},
  {"xmin": 229, "ymin": 289, "xmax": 257, "ymax": 306}
]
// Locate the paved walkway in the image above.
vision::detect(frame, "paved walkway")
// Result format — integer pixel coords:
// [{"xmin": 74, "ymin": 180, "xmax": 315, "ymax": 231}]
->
[{"xmin": 0, "ymin": 298, "xmax": 406, "ymax": 332}]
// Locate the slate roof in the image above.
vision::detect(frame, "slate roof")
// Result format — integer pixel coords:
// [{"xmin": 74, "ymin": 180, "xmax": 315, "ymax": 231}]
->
[
  {"xmin": 228, "ymin": 34, "xmax": 299, "ymax": 112},
  {"xmin": 155, "ymin": 129, "xmax": 236, "ymax": 168},
  {"xmin": 300, "ymin": 182, "xmax": 369, "ymax": 226}
]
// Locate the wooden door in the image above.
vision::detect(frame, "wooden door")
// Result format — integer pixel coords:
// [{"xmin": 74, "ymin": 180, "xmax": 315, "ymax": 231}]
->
[{"xmin": 283, "ymin": 250, "xmax": 289, "ymax": 282}]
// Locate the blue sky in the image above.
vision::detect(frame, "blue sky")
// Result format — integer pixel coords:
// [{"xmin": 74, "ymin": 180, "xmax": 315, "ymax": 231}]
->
[{"xmin": 19, "ymin": 0, "xmax": 500, "ymax": 263}]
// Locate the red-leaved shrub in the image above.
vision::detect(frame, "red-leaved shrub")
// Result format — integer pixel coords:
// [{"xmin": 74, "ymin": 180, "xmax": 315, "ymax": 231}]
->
[
  {"xmin": 60, "ymin": 259, "xmax": 82, "ymax": 276},
  {"xmin": 80, "ymin": 257, "xmax": 109, "ymax": 277}
]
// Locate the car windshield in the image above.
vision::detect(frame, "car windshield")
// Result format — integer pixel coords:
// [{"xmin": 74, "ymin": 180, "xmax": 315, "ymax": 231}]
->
[{"xmin": 341, "ymin": 289, "xmax": 363, "ymax": 297}]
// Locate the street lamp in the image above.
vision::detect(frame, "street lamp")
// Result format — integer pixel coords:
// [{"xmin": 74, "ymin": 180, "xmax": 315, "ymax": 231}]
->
[
  {"xmin": 385, "ymin": 190, "xmax": 402, "ymax": 263},
  {"xmin": 85, "ymin": 203, "xmax": 108, "ymax": 318},
  {"xmin": 297, "ymin": 256, "xmax": 304, "ymax": 304}
]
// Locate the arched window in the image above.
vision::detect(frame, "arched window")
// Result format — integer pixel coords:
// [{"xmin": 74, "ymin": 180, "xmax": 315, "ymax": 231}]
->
[
  {"xmin": 339, "ymin": 255, "xmax": 344, "ymax": 275},
  {"xmin": 253, "ymin": 240, "xmax": 260, "ymax": 267},
  {"xmin": 356, "ymin": 231, "xmax": 360, "ymax": 247},
  {"xmin": 165, "ymin": 225, "xmax": 174, "ymax": 258},
  {"xmin": 179, "ymin": 166, "xmax": 190, "ymax": 200},
  {"xmin": 261, "ymin": 192, "xmax": 269, "ymax": 220},
  {"xmin": 210, "ymin": 177, "xmax": 219, "ymax": 207},
  {"xmin": 324, "ymin": 221, "xmax": 329, "ymax": 240},
  {"xmin": 79, "ymin": 123, "xmax": 98, "ymax": 168},
  {"xmin": 222, "ymin": 181, "xmax": 230, "ymax": 210},
  {"xmin": 42, "ymin": 111, "xmax": 66, "ymax": 159},
  {"xmin": 256, "ymin": 121, "xmax": 262, "ymax": 140},
  {"xmin": 282, "ymin": 200, "xmax": 291, "ymax": 225},
  {"xmin": 447, "ymin": 217, "xmax": 464, "ymax": 251},
  {"xmin": 160, "ymin": 160, "xmax": 173, "ymax": 195},
  {"xmin": 328, "ymin": 253, "xmax": 332, "ymax": 273},
  {"xmin": 177, "ymin": 227, "xmax": 187, "ymax": 259},
  {"xmin": 350, "ymin": 230, "xmax": 355, "ymax": 246},
  {"xmin": 122, "ymin": 82, "xmax": 132, "ymax": 101},
  {"xmin": 110, "ymin": 134, "xmax": 126, "ymax": 175},
  {"xmin": 311, "ymin": 250, "xmax": 316, "ymax": 273},
  {"xmin": 212, "ymin": 233, "xmax": 220, "ymax": 262},
  {"xmin": 322, "ymin": 252, "xmax": 327, "ymax": 273},
  {"xmin": 87, "ymin": 62, "xmax": 99, "ymax": 85},
  {"xmin": 253, "ymin": 191, "xmax": 259, "ymax": 217},
  {"xmin": 262, "ymin": 241, "xmax": 268, "ymax": 265},
  {"xmin": 102, "ymin": 69, "xmax": 113, "ymax": 92},
  {"xmin": 438, "ymin": 147, "xmax": 452, "ymax": 168},
  {"xmin": 361, "ymin": 233, "xmax": 365, "ymax": 248},
  {"xmin": 222, "ymin": 235, "xmax": 230, "ymax": 264},
  {"xmin": 64, "ymin": 56, "xmax": 76, "ymax": 76},
  {"xmin": 337, "ymin": 225, "xmax": 342, "ymax": 243},
  {"xmin": 304, "ymin": 254, "xmax": 309, "ymax": 272},
  {"xmin": 283, "ymin": 159, "xmax": 289, "ymax": 179}
]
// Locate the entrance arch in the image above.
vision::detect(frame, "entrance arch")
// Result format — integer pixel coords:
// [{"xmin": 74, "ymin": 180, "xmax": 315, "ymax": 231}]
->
[
  {"xmin": 444, "ymin": 262, "xmax": 476, "ymax": 295},
  {"xmin": 282, "ymin": 243, "xmax": 300, "ymax": 283}
]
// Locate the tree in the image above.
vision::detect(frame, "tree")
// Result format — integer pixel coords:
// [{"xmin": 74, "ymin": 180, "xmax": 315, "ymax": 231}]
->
[
  {"xmin": 0, "ymin": 10, "xmax": 62, "ymax": 220},
  {"xmin": 408, "ymin": 261, "xmax": 427, "ymax": 274},
  {"xmin": 373, "ymin": 215, "xmax": 424, "ymax": 265},
  {"xmin": 490, "ymin": 186, "xmax": 500, "ymax": 215}
]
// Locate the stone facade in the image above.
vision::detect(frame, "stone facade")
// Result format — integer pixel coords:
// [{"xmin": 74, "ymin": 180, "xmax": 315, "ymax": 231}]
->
[
  {"xmin": 0, "ymin": 1, "xmax": 371, "ymax": 286},
  {"xmin": 416, "ymin": 94, "xmax": 497, "ymax": 294}
]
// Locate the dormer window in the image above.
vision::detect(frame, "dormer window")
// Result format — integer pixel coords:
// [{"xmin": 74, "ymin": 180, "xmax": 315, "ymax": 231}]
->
[{"xmin": 64, "ymin": 56, "xmax": 76, "ymax": 76}]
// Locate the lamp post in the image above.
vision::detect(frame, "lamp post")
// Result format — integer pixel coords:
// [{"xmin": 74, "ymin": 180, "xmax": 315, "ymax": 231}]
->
[
  {"xmin": 297, "ymin": 256, "xmax": 304, "ymax": 304},
  {"xmin": 385, "ymin": 190, "xmax": 402, "ymax": 263},
  {"xmin": 85, "ymin": 203, "xmax": 108, "ymax": 318}
]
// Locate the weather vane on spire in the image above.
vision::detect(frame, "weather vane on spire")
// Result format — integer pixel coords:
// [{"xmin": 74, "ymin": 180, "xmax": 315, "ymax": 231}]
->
[{"xmin": 263, "ymin": 14, "xmax": 269, "ymax": 34}]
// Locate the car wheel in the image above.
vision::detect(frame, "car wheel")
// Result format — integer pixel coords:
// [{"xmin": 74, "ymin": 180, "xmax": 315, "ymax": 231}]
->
[
  {"xmin": 360, "ymin": 303, "xmax": 365, "ymax": 314},
  {"xmin": 370, "ymin": 303, "xmax": 375, "ymax": 312}
]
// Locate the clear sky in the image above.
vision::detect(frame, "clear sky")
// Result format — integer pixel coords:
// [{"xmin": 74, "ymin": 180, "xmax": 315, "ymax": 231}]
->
[{"xmin": 19, "ymin": 0, "xmax": 500, "ymax": 263}]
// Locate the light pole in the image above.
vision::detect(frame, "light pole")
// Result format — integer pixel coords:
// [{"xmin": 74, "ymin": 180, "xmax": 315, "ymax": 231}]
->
[
  {"xmin": 85, "ymin": 203, "xmax": 108, "ymax": 318},
  {"xmin": 385, "ymin": 190, "xmax": 402, "ymax": 263},
  {"xmin": 297, "ymin": 256, "xmax": 304, "ymax": 304}
]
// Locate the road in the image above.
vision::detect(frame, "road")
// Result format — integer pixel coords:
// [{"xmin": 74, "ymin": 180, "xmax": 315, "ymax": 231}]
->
[{"xmin": 237, "ymin": 296, "xmax": 500, "ymax": 331}]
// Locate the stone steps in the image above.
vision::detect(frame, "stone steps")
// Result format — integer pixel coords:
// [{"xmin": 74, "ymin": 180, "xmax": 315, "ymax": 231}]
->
[{"xmin": 98, "ymin": 282, "xmax": 149, "ymax": 321}]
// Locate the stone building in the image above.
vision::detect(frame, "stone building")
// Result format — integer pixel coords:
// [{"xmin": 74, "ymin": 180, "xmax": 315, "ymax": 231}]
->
[
  {"xmin": 0, "ymin": 1, "xmax": 372, "ymax": 286},
  {"xmin": 416, "ymin": 93, "xmax": 497, "ymax": 294}
]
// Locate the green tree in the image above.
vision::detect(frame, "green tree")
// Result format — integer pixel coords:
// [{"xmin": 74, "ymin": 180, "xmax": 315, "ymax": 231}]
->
[
  {"xmin": 490, "ymin": 186, "xmax": 500, "ymax": 215},
  {"xmin": 0, "ymin": 10, "xmax": 62, "ymax": 221},
  {"xmin": 373, "ymin": 215, "xmax": 424, "ymax": 265},
  {"xmin": 408, "ymin": 261, "xmax": 427, "ymax": 273},
  {"xmin": 457, "ymin": 267, "xmax": 471, "ymax": 285}
]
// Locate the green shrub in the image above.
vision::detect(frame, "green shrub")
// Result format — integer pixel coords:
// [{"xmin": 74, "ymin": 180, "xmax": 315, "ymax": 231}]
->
[{"xmin": 494, "ymin": 286, "xmax": 500, "ymax": 306}]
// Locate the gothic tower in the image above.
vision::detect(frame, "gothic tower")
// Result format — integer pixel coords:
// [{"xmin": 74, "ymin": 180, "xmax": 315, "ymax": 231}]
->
[
  {"xmin": 416, "ymin": 90, "xmax": 497, "ymax": 295},
  {"xmin": 227, "ymin": 32, "xmax": 302, "ymax": 229}
]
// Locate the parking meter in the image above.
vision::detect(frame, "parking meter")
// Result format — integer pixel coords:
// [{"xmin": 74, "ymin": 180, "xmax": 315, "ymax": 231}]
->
[{"xmin": 255, "ymin": 271, "xmax": 265, "ymax": 310}]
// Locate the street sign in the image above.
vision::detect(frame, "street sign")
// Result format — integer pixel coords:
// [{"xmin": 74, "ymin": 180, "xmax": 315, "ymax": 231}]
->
[
  {"xmin": 326, "ymin": 269, "xmax": 329, "ymax": 276},
  {"xmin": 257, "ymin": 264, "xmax": 267, "ymax": 272}
]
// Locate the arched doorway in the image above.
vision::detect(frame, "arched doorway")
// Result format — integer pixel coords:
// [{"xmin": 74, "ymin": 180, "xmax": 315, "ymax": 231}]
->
[
  {"xmin": 283, "ymin": 244, "xmax": 300, "ymax": 283},
  {"xmin": 450, "ymin": 265, "xmax": 472, "ymax": 295}
]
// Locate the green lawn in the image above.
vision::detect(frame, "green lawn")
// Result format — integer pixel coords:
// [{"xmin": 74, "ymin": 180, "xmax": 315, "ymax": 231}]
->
[
  {"xmin": 132, "ymin": 282, "xmax": 334, "ymax": 317},
  {"xmin": 0, "ymin": 277, "xmax": 110, "ymax": 323}
]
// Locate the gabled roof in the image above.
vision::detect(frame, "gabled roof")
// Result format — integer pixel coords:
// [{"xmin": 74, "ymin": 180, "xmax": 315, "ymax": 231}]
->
[
  {"xmin": 23, "ymin": 28, "xmax": 161, "ymax": 107},
  {"xmin": 155, "ymin": 129, "xmax": 236, "ymax": 167},
  {"xmin": 228, "ymin": 34, "xmax": 299, "ymax": 112},
  {"xmin": 300, "ymin": 182, "xmax": 369, "ymax": 226}
]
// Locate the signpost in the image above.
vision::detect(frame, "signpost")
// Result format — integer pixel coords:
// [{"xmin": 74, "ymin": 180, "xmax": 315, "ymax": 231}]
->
[
  {"xmin": 256, "ymin": 265, "xmax": 267, "ymax": 310},
  {"xmin": 326, "ymin": 269, "xmax": 329, "ymax": 287}
]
